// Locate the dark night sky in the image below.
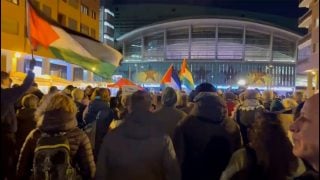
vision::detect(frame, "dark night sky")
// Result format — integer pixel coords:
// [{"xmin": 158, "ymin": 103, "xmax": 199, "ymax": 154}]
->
[{"xmin": 109, "ymin": 0, "xmax": 306, "ymax": 18}]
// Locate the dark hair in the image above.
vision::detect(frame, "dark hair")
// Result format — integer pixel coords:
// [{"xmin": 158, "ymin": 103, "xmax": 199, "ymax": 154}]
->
[
  {"xmin": 249, "ymin": 112, "xmax": 298, "ymax": 179},
  {"xmin": 195, "ymin": 82, "xmax": 217, "ymax": 93},
  {"xmin": 1, "ymin": 71, "xmax": 9, "ymax": 83},
  {"xmin": 48, "ymin": 86, "xmax": 58, "ymax": 94},
  {"xmin": 131, "ymin": 90, "xmax": 151, "ymax": 111},
  {"xmin": 110, "ymin": 97, "xmax": 119, "ymax": 109}
]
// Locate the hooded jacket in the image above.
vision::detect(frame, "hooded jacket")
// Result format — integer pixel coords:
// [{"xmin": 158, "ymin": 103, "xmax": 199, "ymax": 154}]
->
[
  {"xmin": 96, "ymin": 110, "xmax": 181, "ymax": 180},
  {"xmin": 173, "ymin": 94, "xmax": 242, "ymax": 180},
  {"xmin": 16, "ymin": 110, "xmax": 96, "ymax": 180}
]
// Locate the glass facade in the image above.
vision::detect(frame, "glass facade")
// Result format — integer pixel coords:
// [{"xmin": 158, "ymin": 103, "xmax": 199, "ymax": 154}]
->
[
  {"xmin": 122, "ymin": 25, "xmax": 298, "ymax": 62},
  {"xmin": 116, "ymin": 19, "xmax": 300, "ymax": 87}
]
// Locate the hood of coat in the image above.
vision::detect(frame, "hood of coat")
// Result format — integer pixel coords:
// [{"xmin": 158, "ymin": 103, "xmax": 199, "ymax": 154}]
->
[
  {"xmin": 37, "ymin": 109, "xmax": 77, "ymax": 133},
  {"xmin": 192, "ymin": 94, "xmax": 227, "ymax": 123},
  {"xmin": 119, "ymin": 110, "xmax": 162, "ymax": 140}
]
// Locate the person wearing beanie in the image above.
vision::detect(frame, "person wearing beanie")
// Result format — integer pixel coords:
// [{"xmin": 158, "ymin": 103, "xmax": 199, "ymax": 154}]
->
[
  {"xmin": 193, "ymin": 82, "xmax": 218, "ymax": 101},
  {"xmin": 153, "ymin": 87, "xmax": 187, "ymax": 138}
]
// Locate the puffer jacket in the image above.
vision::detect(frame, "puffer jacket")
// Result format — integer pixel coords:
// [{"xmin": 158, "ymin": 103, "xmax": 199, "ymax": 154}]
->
[
  {"xmin": 96, "ymin": 110, "xmax": 181, "ymax": 180},
  {"xmin": 16, "ymin": 109, "xmax": 96, "ymax": 180}
]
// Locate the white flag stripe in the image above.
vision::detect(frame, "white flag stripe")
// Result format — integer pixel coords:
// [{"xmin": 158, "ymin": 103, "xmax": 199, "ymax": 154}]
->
[{"xmin": 50, "ymin": 26, "xmax": 100, "ymax": 62}]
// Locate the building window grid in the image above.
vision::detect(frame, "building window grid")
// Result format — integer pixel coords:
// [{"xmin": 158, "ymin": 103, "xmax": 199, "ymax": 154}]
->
[
  {"xmin": 80, "ymin": 24, "xmax": 89, "ymax": 35},
  {"xmin": 68, "ymin": 18, "xmax": 77, "ymax": 31},
  {"xmin": 42, "ymin": 4, "xmax": 52, "ymax": 18},
  {"xmin": 123, "ymin": 26, "xmax": 297, "ymax": 63},
  {"xmin": 92, "ymin": 11, "xmax": 97, "ymax": 20},
  {"xmin": 80, "ymin": 4, "xmax": 89, "ymax": 16}
]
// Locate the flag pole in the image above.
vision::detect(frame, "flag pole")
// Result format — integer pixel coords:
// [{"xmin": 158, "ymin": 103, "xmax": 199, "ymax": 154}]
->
[{"xmin": 26, "ymin": 0, "xmax": 36, "ymax": 71}]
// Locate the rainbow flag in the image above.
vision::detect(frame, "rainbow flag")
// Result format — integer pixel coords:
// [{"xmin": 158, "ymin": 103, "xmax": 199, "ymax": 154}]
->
[
  {"xmin": 161, "ymin": 64, "xmax": 181, "ymax": 90},
  {"xmin": 26, "ymin": 0, "xmax": 122, "ymax": 79},
  {"xmin": 179, "ymin": 58, "xmax": 195, "ymax": 90}
]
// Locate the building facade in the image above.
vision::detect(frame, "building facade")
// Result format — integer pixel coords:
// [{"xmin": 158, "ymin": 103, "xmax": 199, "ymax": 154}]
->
[
  {"xmin": 99, "ymin": 0, "xmax": 115, "ymax": 46},
  {"xmin": 114, "ymin": 18, "xmax": 301, "ymax": 91},
  {"xmin": 297, "ymin": 0, "xmax": 319, "ymax": 97},
  {"xmin": 1, "ymin": 0, "xmax": 102, "ymax": 87}
]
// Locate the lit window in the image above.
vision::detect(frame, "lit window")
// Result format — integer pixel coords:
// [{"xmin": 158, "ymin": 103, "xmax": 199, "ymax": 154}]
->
[
  {"xmin": 80, "ymin": 4, "xmax": 89, "ymax": 16},
  {"xmin": 104, "ymin": 8, "xmax": 114, "ymax": 16},
  {"xmin": 103, "ymin": 34, "xmax": 114, "ymax": 41},
  {"xmin": 92, "ymin": 11, "xmax": 96, "ymax": 20},
  {"xmin": 33, "ymin": 66, "xmax": 42, "ymax": 76},
  {"xmin": 103, "ymin": 21, "xmax": 114, "ymax": 29}
]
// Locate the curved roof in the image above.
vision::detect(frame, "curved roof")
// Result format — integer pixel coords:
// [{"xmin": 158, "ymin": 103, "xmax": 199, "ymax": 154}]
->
[
  {"xmin": 117, "ymin": 17, "xmax": 301, "ymax": 42},
  {"xmin": 112, "ymin": 4, "xmax": 304, "ymax": 38}
]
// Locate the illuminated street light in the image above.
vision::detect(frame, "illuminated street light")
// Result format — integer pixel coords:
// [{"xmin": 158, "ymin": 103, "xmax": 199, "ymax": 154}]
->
[
  {"xmin": 14, "ymin": 52, "xmax": 21, "ymax": 58},
  {"xmin": 237, "ymin": 79, "xmax": 246, "ymax": 86}
]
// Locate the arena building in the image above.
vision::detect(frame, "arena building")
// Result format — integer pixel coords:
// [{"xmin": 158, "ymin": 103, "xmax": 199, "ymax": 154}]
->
[{"xmin": 113, "ymin": 17, "xmax": 302, "ymax": 91}]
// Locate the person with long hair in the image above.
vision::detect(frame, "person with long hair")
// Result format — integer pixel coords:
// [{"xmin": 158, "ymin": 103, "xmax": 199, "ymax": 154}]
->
[
  {"xmin": 221, "ymin": 112, "xmax": 305, "ymax": 180},
  {"xmin": 16, "ymin": 93, "xmax": 95, "ymax": 179}
]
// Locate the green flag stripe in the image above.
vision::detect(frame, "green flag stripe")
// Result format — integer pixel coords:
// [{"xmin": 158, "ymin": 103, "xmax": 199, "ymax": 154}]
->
[{"xmin": 49, "ymin": 47, "xmax": 116, "ymax": 79}]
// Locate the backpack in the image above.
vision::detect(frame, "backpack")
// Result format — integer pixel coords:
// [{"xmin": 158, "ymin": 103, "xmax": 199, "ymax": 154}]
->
[
  {"xmin": 84, "ymin": 111, "xmax": 101, "ymax": 150},
  {"xmin": 32, "ymin": 132, "xmax": 76, "ymax": 180}
]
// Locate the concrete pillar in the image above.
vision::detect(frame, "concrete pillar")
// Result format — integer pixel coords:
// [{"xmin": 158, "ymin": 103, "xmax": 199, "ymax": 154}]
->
[
  {"xmin": 269, "ymin": 32, "xmax": 274, "ymax": 62},
  {"xmin": 42, "ymin": 58, "xmax": 51, "ymax": 75},
  {"xmin": 164, "ymin": 30, "xmax": 167, "ymax": 60},
  {"xmin": 307, "ymin": 72, "xmax": 314, "ymax": 98},
  {"xmin": 188, "ymin": 25, "xmax": 192, "ymax": 60},
  {"xmin": 67, "ymin": 64, "xmax": 74, "ymax": 81},
  {"xmin": 141, "ymin": 36, "xmax": 144, "ymax": 60},
  {"xmin": 242, "ymin": 26, "xmax": 246, "ymax": 61}
]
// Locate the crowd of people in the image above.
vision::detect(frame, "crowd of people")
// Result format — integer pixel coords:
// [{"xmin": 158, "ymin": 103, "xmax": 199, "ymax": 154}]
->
[{"xmin": 1, "ymin": 70, "xmax": 319, "ymax": 180}]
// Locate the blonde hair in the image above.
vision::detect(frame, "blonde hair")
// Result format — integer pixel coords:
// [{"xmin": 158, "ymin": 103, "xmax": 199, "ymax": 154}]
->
[
  {"xmin": 35, "ymin": 93, "xmax": 77, "ymax": 120},
  {"xmin": 21, "ymin": 94, "xmax": 39, "ymax": 108},
  {"xmin": 91, "ymin": 88, "xmax": 110, "ymax": 102},
  {"xmin": 282, "ymin": 98, "xmax": 298, "ymax": 110},
  {"xmin": 71, "ymin": 88, "xmax": 84, "ymax": 102}
]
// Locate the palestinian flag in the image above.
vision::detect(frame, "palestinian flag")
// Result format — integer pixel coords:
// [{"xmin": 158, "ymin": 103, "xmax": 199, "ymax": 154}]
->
[
  {"xmin": 27, "ymin": 0, "xmax": 122, "ymax": 79},
  {"xmin": 161, "ymin": 64, "xmax": 181, "ymax": 90},
  {"xmin": 179, "ymin": 58, "xmax": 195, "ymax": 90}
]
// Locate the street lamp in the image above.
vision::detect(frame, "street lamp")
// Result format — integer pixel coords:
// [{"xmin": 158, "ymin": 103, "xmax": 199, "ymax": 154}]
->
[{"xmin": 237, "ymin": 79, "xmax": 246, "ymax": 86}]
